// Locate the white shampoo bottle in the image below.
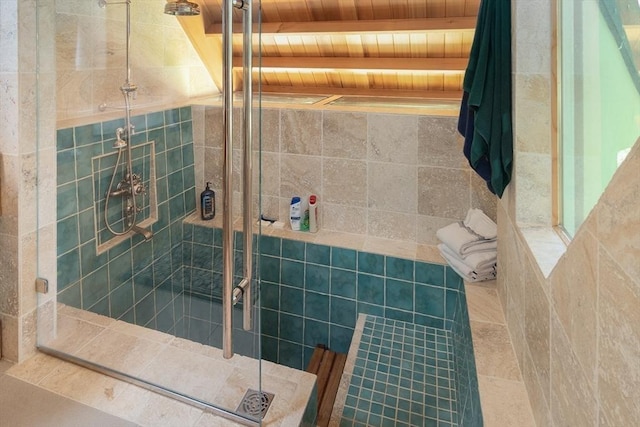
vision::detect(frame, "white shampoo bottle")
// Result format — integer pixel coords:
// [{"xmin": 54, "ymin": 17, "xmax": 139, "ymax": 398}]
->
[{"xmin": 290, "ymin": 196, "xmax": 301, "ymax": 231}]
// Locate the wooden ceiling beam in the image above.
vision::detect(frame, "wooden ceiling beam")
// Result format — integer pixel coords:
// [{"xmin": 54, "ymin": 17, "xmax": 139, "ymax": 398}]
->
[
  {"xmin": 232, "ymin": 56, "xmax": 468, "ymax": 71},
  {"xmin": 207, "ymin": 17, "xmax": 477, "ymax": 36}
]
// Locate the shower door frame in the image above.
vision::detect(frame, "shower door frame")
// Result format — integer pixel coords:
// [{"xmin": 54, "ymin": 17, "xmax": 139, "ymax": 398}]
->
[
  {"xmin": 34, "ymin": 0, "xmax": 264, "ymax": 425},
  {"xmin": 222, "ymin": 0, "xmax": 255, "ymax": 360}
]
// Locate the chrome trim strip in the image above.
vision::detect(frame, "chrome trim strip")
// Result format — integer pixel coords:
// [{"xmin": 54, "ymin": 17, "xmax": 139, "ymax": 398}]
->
[
  {"xmin": 222, "ymin": 0, "xmax": 234, "ymax": 359},
  {"xmin": 241, "ymin": 0, "xmax": 253, "ymax": 332},
  {"xmin": 38, "ymin": 346, "xmax": 259, "ymax": 426}
]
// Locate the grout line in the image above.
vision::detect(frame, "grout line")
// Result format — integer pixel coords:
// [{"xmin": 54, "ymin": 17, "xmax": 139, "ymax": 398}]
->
[
  {"xmin": 476, "ymin": 373, "xmax": 526, "ymax": 385},
  {"xmin": 467, "ymin": 317, "xmax": 507, "ymax": 326}
]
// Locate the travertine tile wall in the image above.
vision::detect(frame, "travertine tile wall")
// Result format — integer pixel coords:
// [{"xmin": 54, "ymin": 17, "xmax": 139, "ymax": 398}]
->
[
  {"xmin": 510, "ymin": 0, "xmax": 554, "ymax": 226},
  {"xmin": 0, "ymin": 0, "xmax": 21, "ymax": 360},
  {"xmin": 195, "ymin": 106, "xmax": 497, "ymax": 246},
  {"xmin": 1, "ymin": 0, "xmax": 216, "ymax": 362},
  {"xmin": 499, "ymin": 141, "xmax": 640, "ymax": 427},
  {"xmin": 55, "ymin": 0, "xmax": 216, "ymax": 121},
  {"xmin": 0, "ymin": 0, "xmax": 56, "ymax": 362},
  {"xmin": 499, "ymin": 1, "xmax": 640, "ymax": 426}
]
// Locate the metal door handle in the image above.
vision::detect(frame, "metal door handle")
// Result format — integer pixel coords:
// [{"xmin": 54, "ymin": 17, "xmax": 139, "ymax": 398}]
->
[{"xmin": 222, "ymin": 0, "xmax": 253, "ymax": 360}]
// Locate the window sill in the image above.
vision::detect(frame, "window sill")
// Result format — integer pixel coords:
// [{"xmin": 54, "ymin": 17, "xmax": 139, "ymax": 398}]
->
[{"xmin": 517, "ymin": 225, "xmax": 567, "ymax": 278}]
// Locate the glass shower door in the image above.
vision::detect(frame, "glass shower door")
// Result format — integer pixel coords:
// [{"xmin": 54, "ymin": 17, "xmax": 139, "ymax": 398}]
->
[{"xmin": 34, "ymin": 0, "xmax": 269, "ymax": 424}]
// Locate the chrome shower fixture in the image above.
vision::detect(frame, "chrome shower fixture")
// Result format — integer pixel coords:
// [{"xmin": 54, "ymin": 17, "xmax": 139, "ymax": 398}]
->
[
  {"xmin": 164, "ymin": 0, "xmax": 200, "ymax": 16},
  {"xmin": 114, "ymin": 125, "xmax": 135, "ymax": 149},
  {"xmin": 100, "ymin": 0, "xmax": 153, "ymax": 242},
  {"xmin": 120, "ymin": 82, "xmax": 138, "ymax": 94},
  {"xmin": 107, "ymin": 171, "xmax": 148, "ymax": 226},
  {"xmin": 132, "ymin": 225, "xmax": 154, "ymax": 241},
  {"xmin": 114, "ymin": 131, "xmax": 128, "ymax": 149},
  {"xmin": 108, "ymin": 172, "xmax": 146, "ymax": 200}
]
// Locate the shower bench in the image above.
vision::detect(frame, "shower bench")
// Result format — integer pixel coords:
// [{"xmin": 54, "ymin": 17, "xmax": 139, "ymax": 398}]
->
[{"xmin": 306, "ymin": 344, "xmax": 347, "ymax": 427}]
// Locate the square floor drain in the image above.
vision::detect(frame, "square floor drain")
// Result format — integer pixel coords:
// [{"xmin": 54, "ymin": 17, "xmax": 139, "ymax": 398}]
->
[{"xmin": 236, "ymin": 389, "xmax": 275, "ymax": 419}]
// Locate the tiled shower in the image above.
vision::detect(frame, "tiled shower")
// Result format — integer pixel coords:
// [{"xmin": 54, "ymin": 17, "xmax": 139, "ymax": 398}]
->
[{"xmin": 53, "ymin": 104, "xmax": 483, "ymax": 425}]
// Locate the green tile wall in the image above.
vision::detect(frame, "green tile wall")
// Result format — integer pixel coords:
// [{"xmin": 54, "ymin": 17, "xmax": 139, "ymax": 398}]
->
[
  {"xmin": 182, "ymin": 228, "xmax": 463, "ymax": 371},
  {"xmin": 259, "ymin": 235, "xmax": 463, "ymax": 370},
  {"xmin": 181, "ymin": 227, "xmax": 481, "ymax": 425},
  {"xmin": 451, "ymin": 286, "xmax": 483, "ymax": 426},
  {"xmin": 56, "ymin": 107, "xmax": 195, "ymax": 333}
]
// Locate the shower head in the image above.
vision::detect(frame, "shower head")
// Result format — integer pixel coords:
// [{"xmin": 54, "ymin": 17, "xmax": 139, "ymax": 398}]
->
[{"xmin": 164, "ymin": 0, "xmax": 200, "ymax": 16}]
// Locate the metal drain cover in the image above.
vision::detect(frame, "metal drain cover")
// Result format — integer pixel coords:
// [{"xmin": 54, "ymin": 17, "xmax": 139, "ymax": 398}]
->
[{"xmin": 236, "ymin": 389, "xmax": 275, "ymax": 419}]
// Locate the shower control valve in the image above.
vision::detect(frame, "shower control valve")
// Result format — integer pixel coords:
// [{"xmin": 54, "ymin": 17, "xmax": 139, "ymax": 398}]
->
[{"xmin": 130, "ymin": 173, "xmax": 146, "ymax": 196}]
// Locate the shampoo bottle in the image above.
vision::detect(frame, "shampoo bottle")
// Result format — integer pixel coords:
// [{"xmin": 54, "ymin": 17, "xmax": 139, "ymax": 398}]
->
[
  {"xmin": 200, "ymin": 182, "xmax": 215, "ymax": 220},
  {"xmin": 290, "ymin": 197, "xmax": 301, "ymax": 231},
  {"xmin": 309, "ymin": 194, "xmax": 318, "ymax": 233}
]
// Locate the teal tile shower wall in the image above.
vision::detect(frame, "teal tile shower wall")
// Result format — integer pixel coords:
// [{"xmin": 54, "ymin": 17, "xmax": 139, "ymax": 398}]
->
[
  {"xmin": 181, "ymin": 226, "xmax": 481, "ymax": 425},
  {"xmin": 56, "ymin": 107, "xmax": 195, "ymax": 332},
  {"xmin": 451, "ymin": 286, "xmax": 482, "ymax": 426},
  {"xmin": 182, "ymin": 226, "xmax": 464, "ymax": 371},
  {"xmin": 261, "ymin": 236, "xmax": 463, "ymax": 370}
]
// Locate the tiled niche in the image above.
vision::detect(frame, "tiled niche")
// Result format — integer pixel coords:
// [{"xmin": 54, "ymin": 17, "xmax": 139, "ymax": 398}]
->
[{"xmin": 91, "ymin": 140, "xmax": 158, "ymax": 253}]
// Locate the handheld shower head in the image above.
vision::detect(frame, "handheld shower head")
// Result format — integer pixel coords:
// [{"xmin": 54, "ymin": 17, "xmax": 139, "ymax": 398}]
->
[{"xmin": 164, "ymin": 0, "xmax": 200, "ymax": 16}]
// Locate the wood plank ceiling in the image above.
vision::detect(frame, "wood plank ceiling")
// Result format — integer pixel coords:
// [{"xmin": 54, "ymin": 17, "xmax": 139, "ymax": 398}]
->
[{"xmin": 178, "ymin": 0, "xmax": 480, "ymax": 101}]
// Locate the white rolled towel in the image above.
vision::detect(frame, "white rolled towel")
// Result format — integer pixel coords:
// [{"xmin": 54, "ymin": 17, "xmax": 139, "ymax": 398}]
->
[
  {"xmin": 460, "ymin": 239, "xmax": 498, "ymax": 257},
  {"xmin": 438, "ymin": 244, "xmax": 496, "ymax": 282},
  {"xmin": 439, "ymin": 243, "xmax": 497, "ymax": 273},
  {"xmin": 436, "ymin": 221, "xmax": 497, "ymax": 257},
  {"xmin": 464, "ymin": 208, "xmax": 497, "ymax": 240}
]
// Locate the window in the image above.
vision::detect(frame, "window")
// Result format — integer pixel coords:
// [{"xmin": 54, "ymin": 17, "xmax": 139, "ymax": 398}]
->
[{"xmin": 559, "ymin": 0, "xmax": 640, "ymax": 237}]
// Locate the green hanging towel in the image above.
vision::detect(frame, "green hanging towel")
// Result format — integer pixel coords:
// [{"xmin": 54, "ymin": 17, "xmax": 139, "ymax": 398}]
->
[{"xmin": 462, "ymin": 0, "xmax": 513, "ymax": 198}]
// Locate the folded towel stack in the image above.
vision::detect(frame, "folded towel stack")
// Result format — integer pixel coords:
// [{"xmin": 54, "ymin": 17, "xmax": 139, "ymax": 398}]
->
[{"xmin": 436, "ymin": 208, "xmax": 497, "ymax": 282}]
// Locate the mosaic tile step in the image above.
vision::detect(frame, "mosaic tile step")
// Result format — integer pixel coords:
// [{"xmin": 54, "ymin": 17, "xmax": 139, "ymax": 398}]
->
[{"xmin": 333, "ymin": 315, "xmax": 458, "ymax": 427}]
